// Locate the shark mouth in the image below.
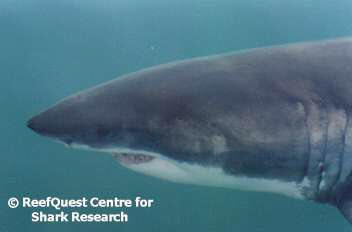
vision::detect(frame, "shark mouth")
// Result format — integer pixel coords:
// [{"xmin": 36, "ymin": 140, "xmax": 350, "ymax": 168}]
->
[{"xmin": 112, "ymin": 153, "xmax": 155, "ymax": 165}]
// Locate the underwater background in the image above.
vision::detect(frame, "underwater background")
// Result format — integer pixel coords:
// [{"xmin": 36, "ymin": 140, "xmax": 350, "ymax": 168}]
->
[{"xmin": 1, "ymin": 0, "xmax": 352, "ymax": 231}]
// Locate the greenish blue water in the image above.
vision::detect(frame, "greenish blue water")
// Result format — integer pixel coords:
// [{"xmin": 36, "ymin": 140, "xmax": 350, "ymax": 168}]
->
[{"xmin": 1, "ymin": 0, "xmax": 352, "ymax": 231}]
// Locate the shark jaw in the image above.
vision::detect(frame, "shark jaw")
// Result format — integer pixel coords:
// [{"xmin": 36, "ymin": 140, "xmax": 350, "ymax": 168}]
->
[
  {"xmin": 66, "ymin": 142, "xmax": 310, "ymax": 200},
  {"xmin": 68, "ymin": 143, "xmax": 198, "ymax": 184}
]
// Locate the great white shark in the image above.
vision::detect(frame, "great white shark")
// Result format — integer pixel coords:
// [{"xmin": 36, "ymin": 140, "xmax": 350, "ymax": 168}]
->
[{"xmin": 28, "ymin": 37, "xmax": 352, "ymax": 224}]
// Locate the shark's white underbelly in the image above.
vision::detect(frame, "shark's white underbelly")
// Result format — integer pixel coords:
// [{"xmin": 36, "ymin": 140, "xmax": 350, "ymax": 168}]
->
[
  {"xmin": 125, "ymin": 155, "xmax": 309, "ymax": 199},
  {"xmin": 71, "ymin": 144, "xmax": 309, "ymax": 199}
]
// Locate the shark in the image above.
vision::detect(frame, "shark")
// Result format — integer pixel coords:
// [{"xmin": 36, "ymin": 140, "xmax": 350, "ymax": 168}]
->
[{"xmin": 28, "ymin": 37, "xmax": 352, "ymax": 225}]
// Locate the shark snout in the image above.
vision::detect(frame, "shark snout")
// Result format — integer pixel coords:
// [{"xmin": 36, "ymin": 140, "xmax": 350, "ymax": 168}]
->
[
  {"xmin": 27, "ymin": 110, "xmax": 71, "ymax": 141},
  {"xmin": 27, "ymin": 100, "xmax": 78, "ymax": 138},
  {"xmin": 27, "ymin": 108, "xmax": 77, "ymax": 146},
  {"xmin": 26, "ymin": 94, "xmax": 116, "ymax": 147},
  {"xmin": 27, "ymin": 114, "xmax": 50, "ymax": 135}
]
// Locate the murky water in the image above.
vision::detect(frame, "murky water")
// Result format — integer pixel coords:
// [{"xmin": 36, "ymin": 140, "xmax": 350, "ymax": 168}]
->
[{"xmin": 1, "ymin": 0, "xmax": 352, "ymax": 231}]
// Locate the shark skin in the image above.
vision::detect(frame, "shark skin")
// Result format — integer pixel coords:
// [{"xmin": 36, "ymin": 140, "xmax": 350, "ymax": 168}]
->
[{"xmin": 28, "ymin": 37, "xmax": 352, "ymax": 225}]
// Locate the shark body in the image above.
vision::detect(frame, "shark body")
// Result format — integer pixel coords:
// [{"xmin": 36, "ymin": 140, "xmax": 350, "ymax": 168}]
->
[{"xmin": 28, "ymin": 38, "xmax": 352, "ymax": 224}]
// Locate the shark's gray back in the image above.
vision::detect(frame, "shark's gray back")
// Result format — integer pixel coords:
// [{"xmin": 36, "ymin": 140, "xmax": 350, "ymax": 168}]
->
[{"xmin": 27, "ymin": 38, "xmax": 352, "ymax": 223}]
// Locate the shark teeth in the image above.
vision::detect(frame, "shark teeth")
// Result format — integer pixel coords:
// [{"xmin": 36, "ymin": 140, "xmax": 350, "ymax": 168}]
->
[{"xmin": 112, "ymin": 153, "xmax": 155, "ymax": 165}]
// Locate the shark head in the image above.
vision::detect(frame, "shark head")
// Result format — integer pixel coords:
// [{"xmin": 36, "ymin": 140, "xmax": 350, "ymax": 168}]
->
[
  {"xmin": 27, "ymin": 62, "xmax": 234, "ymax": 185},
  {"xmin": 27, "ymin": 54, "xmax": 311, "ymax": 199}
]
